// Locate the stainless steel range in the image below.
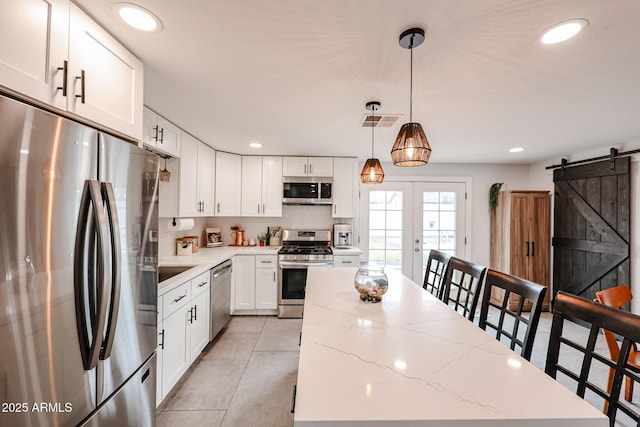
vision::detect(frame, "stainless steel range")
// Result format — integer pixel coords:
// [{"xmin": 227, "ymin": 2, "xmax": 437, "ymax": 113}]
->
[{"xmin": 278, "ymin": 229, "xmax": 333, "ymax": 318}]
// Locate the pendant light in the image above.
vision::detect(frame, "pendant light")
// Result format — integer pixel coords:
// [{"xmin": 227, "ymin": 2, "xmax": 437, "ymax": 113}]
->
[
  {"xmin": 360, "ymin": 101, "xmax": 385, "ymax": 184},
  {"xmin": 391, "ymin": 28, "xmax": 432, "ymax": 167}
]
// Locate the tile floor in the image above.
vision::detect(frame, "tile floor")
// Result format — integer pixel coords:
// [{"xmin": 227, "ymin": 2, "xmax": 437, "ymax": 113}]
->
[
  {"xmin": 156, "ymin": 316, "xmax": 301, "ymax": 427},
  {"xmin": 157, "ymin": 312, "xmax": 639, "ymax": 427}
]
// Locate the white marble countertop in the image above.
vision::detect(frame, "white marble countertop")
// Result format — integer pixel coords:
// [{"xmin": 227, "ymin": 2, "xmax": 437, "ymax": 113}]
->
[
  {"xmin": 158, "ymin": 246, "xmax": 279, "ymax": 296},
  {"xmin": 331, "ymin": 246, "xmax": 362, "ymax": 255},
  {"xmin": 294, "ymin": 267, "xmax": 608, "ymax": 427}
]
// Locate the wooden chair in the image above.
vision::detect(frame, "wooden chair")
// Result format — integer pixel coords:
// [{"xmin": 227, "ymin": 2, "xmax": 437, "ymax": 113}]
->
[
  {"xmin": 595, "ymin": 286, "xmax": 640, "ymax": 411},
  {"xmin": 422, "ymin": 249, "xmax": 451, "ymax": 301},
  {"xmin": 478, "ymin": 269, "xmax": 546, "ymax": 361},
  {"xmin": 441, "ymin": 257, "xmax": 487, "ymax": 321},
  {"xmin": 545, "ymin": 291, "xmax": 640, "ymax": 425}
]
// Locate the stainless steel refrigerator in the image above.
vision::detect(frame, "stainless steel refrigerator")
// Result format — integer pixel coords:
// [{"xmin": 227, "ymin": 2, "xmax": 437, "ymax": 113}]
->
[{"xmin": 0, "ymin": 94, "xmax": 158, "ymax": 426}]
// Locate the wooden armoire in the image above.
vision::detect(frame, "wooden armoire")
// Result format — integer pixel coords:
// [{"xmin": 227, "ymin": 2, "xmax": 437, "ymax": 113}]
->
[{"xmin": 490, "ymin": 190, "xmax": 551, "ymax": 311}]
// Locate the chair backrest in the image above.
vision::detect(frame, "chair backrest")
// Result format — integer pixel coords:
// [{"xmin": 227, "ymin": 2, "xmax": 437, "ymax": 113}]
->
[
  {"xmin": 595, "ymin": 286, "xmax": 633, "ymax": 362},
  {"xmin": 478, "ymin": 269, "xmax": 546, "ymax": 361},
  {"xmin": 422, "ymin": 250, "xmax": 451, "ymax": 300},
  {"xmin": 545, "ymin": 291, "xmax": 640, "ymax": 425},
  {"xmin": 441, "ymin": 257, "xmax": 487, "ymax": 321}
]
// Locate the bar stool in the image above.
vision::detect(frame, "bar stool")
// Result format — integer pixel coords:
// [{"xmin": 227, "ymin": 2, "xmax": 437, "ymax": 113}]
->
[
  {"xmin": 545, "ymin": 291, "xmax": 640, "ymax": 425},
  {"xmin": 441, "ymin": 257, "xmax": 486, "ymax": 321},
  {"xmin": 478, "ymin": 269, "xmax": 546, "ymax": 361},
  {"xmin": 422, "ymin": 249, "xmax": 451, "ymax": 301}
]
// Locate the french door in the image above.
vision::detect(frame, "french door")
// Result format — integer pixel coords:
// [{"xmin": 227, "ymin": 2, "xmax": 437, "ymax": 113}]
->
[{"xmin": 360, "ymin": 180, "xmax": 468, "ymax": 283}]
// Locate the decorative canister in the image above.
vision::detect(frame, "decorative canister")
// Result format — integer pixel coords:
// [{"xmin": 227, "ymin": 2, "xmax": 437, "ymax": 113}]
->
[
  {"xmin": 354, "ymin": 265, "xmax": 388, "ymax": 303},
  {"xmin": 176, "ymin": 239, "xmax": 192, "ymax": 256}
]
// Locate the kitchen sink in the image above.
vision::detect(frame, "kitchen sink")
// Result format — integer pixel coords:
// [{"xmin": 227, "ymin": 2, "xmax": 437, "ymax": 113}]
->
[{"xmin": 158, "ymin": 266, "xmax": 195, "ymax": 283}]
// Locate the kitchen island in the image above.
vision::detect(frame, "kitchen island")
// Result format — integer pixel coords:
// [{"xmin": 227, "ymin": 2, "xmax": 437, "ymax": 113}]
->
[{"xmin": 294, "ymin": 267, "xmax": 607, "ymax": 427}]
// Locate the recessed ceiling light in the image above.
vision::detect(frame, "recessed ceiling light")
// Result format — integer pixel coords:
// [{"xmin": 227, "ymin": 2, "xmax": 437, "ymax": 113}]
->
[
  {"xmin": 509, "ymin": 147, "xmax": 524, "ymax": 153},
  {"xmin": 540, "ymin": 19, "xmax": 588, "ymax": 44},
  {"xmin": 114, "ymin": 3, "xmax": 163, "ymax": 32},
  {"xmin": 249, "ymin": 142, "xmax": 262, "ymax": 148}
]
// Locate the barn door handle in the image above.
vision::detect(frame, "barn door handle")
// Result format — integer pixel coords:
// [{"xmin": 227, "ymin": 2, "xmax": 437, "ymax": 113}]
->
[
  {"xmin": 526, "ymin": 242, "xmax": 530, "ymax": 256},
  {"xmin": 531, "ymin": 241, "xmax": 535, "ymax": 256}
]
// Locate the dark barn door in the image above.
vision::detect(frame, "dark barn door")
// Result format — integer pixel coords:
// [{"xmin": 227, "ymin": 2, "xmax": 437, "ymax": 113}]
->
[{"xmin": 552, "ymin": 157, "xmax": 630, "ymax": 304}]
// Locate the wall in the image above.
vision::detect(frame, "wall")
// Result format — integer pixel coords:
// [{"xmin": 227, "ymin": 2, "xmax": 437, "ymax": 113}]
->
[
  {"xmin": 528, "ymin": 139, "xmax": 640, "ymax": 312},
  {"xmin": 367, "ymin": 161, "xmax": 531, "ymax": 268}
]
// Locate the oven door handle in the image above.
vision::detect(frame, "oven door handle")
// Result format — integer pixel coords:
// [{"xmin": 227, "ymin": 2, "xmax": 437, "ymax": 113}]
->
[{"xmin": 279, "ymin": 261, "xmax": 333, "ymax": 268}]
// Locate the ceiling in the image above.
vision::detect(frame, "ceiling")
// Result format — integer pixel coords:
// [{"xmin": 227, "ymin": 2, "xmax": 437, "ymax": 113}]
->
[{"xmin": 75, "ymin": 0, "xmax": 640, "ymax": 164}]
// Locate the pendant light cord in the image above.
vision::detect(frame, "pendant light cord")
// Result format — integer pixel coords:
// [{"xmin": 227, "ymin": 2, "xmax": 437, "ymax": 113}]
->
[
  {"xmin": 371, "ymin": 106, "xmax": 375, "ymax": 157},
  {"xmin": 409, "ymin": 34, "xmax": 414, "ymax": 122}
]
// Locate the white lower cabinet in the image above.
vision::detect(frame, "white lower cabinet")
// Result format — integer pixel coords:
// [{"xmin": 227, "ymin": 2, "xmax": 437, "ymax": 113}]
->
[
  {"xmin": 333, "ymin": 254, "xmax": 360, "ymax": 267},
  {"xmin": 232, "ymin": 255, "xmax": 277, "ymax": 314},
  {"xmin": 157, "ymin": 270, "xmax": 211, "ymax": 404}
]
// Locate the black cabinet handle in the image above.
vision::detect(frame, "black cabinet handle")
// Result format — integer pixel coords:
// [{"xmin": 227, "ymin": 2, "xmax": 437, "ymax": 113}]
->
[
  {"xmin": 75, "ymin": 70, "xmax": 85, "ymax": 103},
  {"xmin": 531, "ymin": 241, "xmax": 535, "ymax": 256},
  {"xmin": 158, "ymin": 127, "xmax": 164, "ymax": 143},
  {"xmin": 526, "ymin": 241, "xmax": 530, "ymax": 256},
  {"xmin": 159, "ymin": 329, "xmax": 165, "ymax": 350},
  {"xmin": 290, "ymin": 384, "xmax": 297, "ymax": 413},
  {"xmin": 57, "ymin": 60, "xmax": 68, "ymax": 96}
]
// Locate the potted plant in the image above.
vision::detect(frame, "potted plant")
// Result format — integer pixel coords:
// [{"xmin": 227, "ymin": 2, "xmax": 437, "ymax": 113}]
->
[{"xmin": 257, "ymin": 232, "xmax": 268, "ymax": 247}]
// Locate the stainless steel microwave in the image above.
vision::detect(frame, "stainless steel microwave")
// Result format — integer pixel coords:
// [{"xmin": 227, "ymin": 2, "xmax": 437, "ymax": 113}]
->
[{"xmin": 282, "ymin": 176, "xmax": 332, "ymax": 205}]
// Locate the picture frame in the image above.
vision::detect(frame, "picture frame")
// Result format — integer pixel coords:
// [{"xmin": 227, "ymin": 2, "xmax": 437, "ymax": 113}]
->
[{"xmin": 205, "ymin": 227, "xmax": 223, "ymax": 247}]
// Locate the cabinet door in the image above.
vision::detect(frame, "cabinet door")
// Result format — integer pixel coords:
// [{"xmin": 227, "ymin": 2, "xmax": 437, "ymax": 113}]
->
[
  {"xmin": 509, "ymin": 193, "xmax": 529, "ymax": 280},
  {"xmin": 142, "ymin": 107, "xmax": 158, "ymax": 149},
  {"xmin": 529, "ymin": 193, "xmax": 550, "ymax": 286},
  {"xmin": 262, "ymin": 156, "xmax": 283, "ymax": 217},
  {"xmin": 255, "ymin": 267, "xmax": 277, "ymax": 310},
  {"xmin": 178, "ymin": 133, "xmax": 199, "ymax": 217},
  {"xmin": 0, "ymin": 0, "xmax": 68, "ymax": 110},
  {"xmin": 68, "ymin": 4, "xmax": 143, "ymax": 140},
  {"xmin": 161, "ymin": 308, "xmax": 189, "ymax": 398},
  {"xmin": 189, "ymin": 289, "xmax": 210, "ymax": 362},
  {"xmin": 156, "ymin": 116, "xmax": 181, "ymax": 158},
  {"xmin": 282, "ymin": 157, "xmax": 308, "ymax": 176},
  {"xmin": 198, "ymin": 143, "xmax": 216, "ymax": 216},
  {"xmin": 215, "ymin": 152, "xmax": 242, "ymax": 216},
  {"xmin": 308, "ymin": 157, "xmax": 334, "ymax": 177},
  {"xmin": 233, "ymin": 256, "xmax": 255, "ymax": 311},
  {"xmin": 332, "ymin": 157, "xmax": 358, "ymax": 218},
  {"xmin": 241, "ymin": 156, "xmax": 263, "ymax": 216}
]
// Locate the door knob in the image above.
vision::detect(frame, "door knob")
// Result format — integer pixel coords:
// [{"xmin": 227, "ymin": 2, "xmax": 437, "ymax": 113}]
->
[
  {"xmin": 415, "ymin": 248, "xmax": 420, "ymax": 252},
  {"xmin": 415, "ymin": 239, "xmax": 420, "ymax": 243}
]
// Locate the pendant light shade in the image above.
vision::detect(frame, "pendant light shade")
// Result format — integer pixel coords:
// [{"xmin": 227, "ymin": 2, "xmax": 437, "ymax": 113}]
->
[
  {"xmin": 361, "ymin": 101, "xmax": 385, "ymax": 184},
  {"xmin": 391, "ymin": 122, "xmax": 431, "ymax": 166},
  {"xmin": 392, "ymin": 27, "xmax": 431, "ymax": 167}
]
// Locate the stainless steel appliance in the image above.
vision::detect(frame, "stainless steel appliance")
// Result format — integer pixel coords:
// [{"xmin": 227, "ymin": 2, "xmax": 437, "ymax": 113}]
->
[
  {"xmin": 278, "ymin": 230, "xmax": 333, "ymax": 318},
  {"xmin": 333, "ymin": 223, "xmax": 353, "ymax": 248},
  {"xmin": 0, "ymin": 94, "xmax": 158, "ymax": 426},
  {"xmin": 282, "ymin": 176, "xmax": 332, "ymax": 205},
  {"xmin": 210, "ymin": 259, "xmax": 232, "ymax": 340}
]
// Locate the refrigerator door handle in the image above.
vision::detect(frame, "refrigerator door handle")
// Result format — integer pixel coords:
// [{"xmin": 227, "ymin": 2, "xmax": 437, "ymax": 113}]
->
[
  {"xmin": 100, "ymin": 182, "xmax": 121, "ymax": 361},
  {"xmin": 74, "ymin": 180, "xmax": 110, "ymax": 370}
]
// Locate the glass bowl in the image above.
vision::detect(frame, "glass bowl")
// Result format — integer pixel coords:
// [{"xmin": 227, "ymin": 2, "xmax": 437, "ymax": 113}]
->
[{"xmin": 354, "ymin": 265, "xmax": 388, "ymax": 303}]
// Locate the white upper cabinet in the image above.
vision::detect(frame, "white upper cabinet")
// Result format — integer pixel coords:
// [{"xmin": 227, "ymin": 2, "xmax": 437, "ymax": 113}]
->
[
  {"xmin": 283, "ymin": 157, "xmax": 333, "ymax": 177},
  {"xmin": 0, "ymin": 0, "xmax": 69, "ymax": 110},
  {"xmin": 68, "ymin": 4, "xmax": 143, "ymax": 140},
  {"xmin": 241, "ymin": 156, "xmax": 283, "ymax": 217},
  {"xmin": 0, "ymin": 1, "xmax": 143, "ymax": 140},
  {"xmin": 143, "ymin": 107, "xmax": 181, "ymax": 158},
  {"xmin": 332, "ymin": 157, "xmax": 358, "ymax": 218},
  {"xmin": 215, "ymin": 152, "xmax": 242, "ymax": 216},
  {"xmin": 176, "ymin": 132, "xmax": 215, "ymax": 217}
]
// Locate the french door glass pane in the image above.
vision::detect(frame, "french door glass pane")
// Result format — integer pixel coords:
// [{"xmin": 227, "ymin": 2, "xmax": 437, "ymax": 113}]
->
[
  {"xmin": 422, "ymin": 191, "xmax": 457, "ymax": 256},
  {"xmin": 368, "ymin": 190, "xmax": 403, "ymax": 270}
]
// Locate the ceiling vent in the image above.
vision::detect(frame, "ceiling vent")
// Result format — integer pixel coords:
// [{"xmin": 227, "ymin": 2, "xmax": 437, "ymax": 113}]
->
[{"xmin": 361, "ymin": 113, "xmax": 402, "ymax": 128}]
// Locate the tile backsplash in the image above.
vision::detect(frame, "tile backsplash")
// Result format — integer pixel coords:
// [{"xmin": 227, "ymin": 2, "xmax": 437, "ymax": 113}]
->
[{"xmin": 158, "ymin": 205, "xmax": 353, "ymax": 258}]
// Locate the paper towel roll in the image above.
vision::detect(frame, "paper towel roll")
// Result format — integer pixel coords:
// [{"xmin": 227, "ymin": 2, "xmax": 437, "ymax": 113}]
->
[{"xmin": 168, "ymin": 218, "xmax": 195, "ymax": 231}]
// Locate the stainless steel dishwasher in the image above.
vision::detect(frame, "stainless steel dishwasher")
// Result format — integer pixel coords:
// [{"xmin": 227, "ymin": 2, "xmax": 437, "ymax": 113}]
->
[{"xmin": 210, "ymin": 259, "xmax": 232, "ymax": 340}]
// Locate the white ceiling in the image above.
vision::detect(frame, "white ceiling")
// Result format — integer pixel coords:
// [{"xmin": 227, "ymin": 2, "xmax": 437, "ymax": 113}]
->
[{"xmin": 75, "ymin": 0, "xmax": 640, "ymax": 164}]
